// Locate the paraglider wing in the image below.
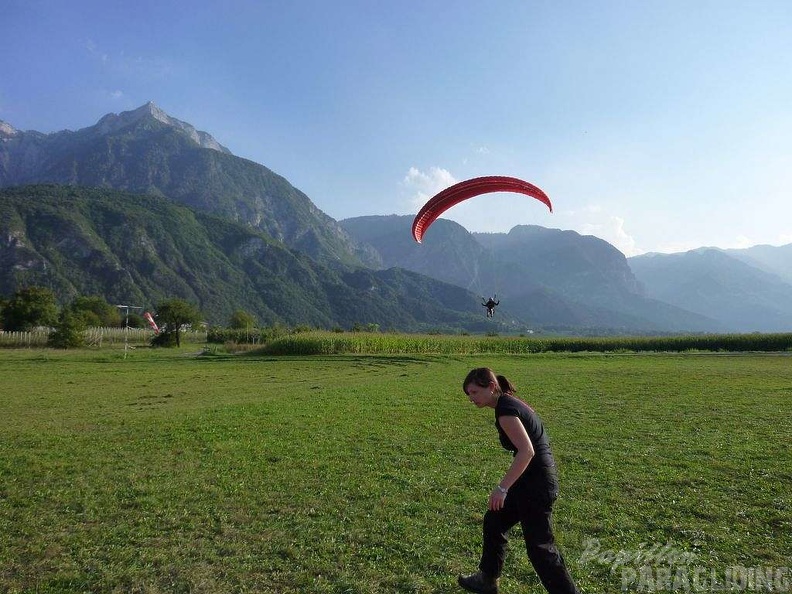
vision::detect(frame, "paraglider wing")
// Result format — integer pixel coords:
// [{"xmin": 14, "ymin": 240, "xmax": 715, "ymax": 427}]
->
[{"xmin": 411, "ymin": 176, "xmax": 552, "ymax": 243}]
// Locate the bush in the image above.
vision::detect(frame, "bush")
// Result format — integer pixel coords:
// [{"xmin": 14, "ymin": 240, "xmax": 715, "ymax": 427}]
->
[
  {"xmin": 150, "ymin": 331, "xmax": 179, "ymax": 348},
  {"xmin": 48, "ymin": 311, "xmax": 86, "ymax": 349}
]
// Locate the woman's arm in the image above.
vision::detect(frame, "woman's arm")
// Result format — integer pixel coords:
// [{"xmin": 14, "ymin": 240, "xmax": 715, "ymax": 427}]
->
[{"xmin": 489, "ymin": 415, "xmax": 535, "ymax": 511}]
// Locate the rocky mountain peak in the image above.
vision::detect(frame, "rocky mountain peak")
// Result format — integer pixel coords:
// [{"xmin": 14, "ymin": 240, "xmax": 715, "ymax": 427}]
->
[
  {"xmin": 94, "ymin": 102, "xmax": 232, "ymax": 154},
  {"xmin": 0, "ymin": 121, "xmax": 20, "ymax": 139}
]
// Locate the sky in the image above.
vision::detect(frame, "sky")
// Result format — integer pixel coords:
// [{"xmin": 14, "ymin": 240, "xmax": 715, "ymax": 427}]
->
[{"xmin": 2, "ymin": 0, "xmax": 792, "ymax": 256}]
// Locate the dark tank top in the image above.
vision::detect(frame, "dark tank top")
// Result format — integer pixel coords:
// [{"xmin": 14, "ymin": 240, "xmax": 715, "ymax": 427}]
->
[{"xmin": 495, "ymin": 394, "xmax": 558, "ymax": 493}]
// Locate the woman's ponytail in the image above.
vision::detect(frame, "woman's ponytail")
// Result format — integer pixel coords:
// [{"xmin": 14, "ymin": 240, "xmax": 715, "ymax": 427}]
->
[{"xmin": 496, "ymin": 375, "xmax": 516, "ymax": 395}]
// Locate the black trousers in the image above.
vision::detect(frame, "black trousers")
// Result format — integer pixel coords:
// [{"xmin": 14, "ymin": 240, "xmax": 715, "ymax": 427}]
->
[{"xmin": 478, "ymin": 485, "xmax": 579, "ymax": 594}]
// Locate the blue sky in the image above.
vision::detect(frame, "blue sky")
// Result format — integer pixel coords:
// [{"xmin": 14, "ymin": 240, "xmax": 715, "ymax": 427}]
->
[{"xmin": 3, "ymin": 1, "xmax": 791, "ymax": 255}]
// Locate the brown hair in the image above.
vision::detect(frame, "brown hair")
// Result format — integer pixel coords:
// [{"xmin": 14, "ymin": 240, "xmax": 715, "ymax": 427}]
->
[
  {"xmin": 463, "ymin": 367, "xmax": 516, "ymax": 396},
  {"xmin": 496, "ymin": 375, "xmax": 516, "ymax": 395},
  {"xmin": 463, "ymin": 368, "xmax": 533, "ymax": 410}
]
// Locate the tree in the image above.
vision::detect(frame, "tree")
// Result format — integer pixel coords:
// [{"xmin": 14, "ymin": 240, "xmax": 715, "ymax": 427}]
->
[
  {"xmin": 48, "ymin": 310, "xmax": 86, "ymax": 349},
  {"xmin": 70, "ymin": 295, "xmax": 123, "ymax": 327},
  {"xmin": 151, "ymin": 298, "xmax": 203, "ymax": 348},
  {"xmin": 126, "ymin": 312, "xmax": 146, "ymax": 329},
  {"xmin": 228, "ymin": 309, "xmax": 257, "ymax": 330},
  {"xmin": 1, "ymin": 287, "xmax": 60, "ymax": 331}
]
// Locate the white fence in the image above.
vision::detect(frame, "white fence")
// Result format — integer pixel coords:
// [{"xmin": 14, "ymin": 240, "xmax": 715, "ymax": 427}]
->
[
  {"xmin": 0, "ymin": 327, "xmax": 207, "ymax": 348},
  {"xmin": 0, "ymin": 330, "xmax": 48, "ymax": 348}
]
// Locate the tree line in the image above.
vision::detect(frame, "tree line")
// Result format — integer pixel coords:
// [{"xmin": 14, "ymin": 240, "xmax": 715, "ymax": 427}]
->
[{"xmin": 0, "ymin": 286, "xmax": 257, "ymax": 348}]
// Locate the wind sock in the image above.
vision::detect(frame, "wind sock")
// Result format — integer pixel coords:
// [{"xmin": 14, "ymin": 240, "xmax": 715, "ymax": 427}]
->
[{"xmin": 143, "ymin": 311, "xmax": 159, "ymax": 333}]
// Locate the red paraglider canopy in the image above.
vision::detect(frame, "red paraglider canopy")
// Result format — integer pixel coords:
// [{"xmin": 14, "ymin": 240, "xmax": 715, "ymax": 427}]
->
[{"xmin": 411, "ymin": 175, "xmax": 552, "ymax": 243}]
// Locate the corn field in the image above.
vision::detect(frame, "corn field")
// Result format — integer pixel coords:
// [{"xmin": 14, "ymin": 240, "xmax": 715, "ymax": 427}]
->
[
  {"xmin": 4, "ymin": 327, "xmax": 792, "ymax": 353},
  {"xmin": 258, "ymin": 331, "xmax": 792, "ymax": 356}
]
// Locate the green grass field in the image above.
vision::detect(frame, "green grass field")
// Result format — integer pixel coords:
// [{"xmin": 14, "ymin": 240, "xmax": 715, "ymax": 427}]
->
[{"xmin": 1, "ymin": 348, "xmax": 790, "ymax": 593}]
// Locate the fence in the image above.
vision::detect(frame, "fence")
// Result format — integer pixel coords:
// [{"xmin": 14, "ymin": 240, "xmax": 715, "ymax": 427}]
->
[
  {"xmin": 0, "ymin": 327, "xmax": 207, "ymax": 348},
  {"xmin": 0, "ymin": 330, "xmax": 49, "ymax": 348}
]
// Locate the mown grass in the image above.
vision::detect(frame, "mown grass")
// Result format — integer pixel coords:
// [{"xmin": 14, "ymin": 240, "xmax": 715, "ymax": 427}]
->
[{"xmin": 0, "ymin": 348, "xmax": 790, "ymax": 593}]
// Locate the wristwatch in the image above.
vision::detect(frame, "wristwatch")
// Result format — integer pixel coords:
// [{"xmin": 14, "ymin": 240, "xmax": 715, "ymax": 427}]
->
[{"xmin": 495, "ymin": 485, "xmax": 508, "ymax": 495}]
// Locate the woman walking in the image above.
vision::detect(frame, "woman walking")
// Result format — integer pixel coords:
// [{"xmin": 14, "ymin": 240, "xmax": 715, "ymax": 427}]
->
[{"xmin": 458, "ymin": 367, "xmax": 579, "ymax": 594}]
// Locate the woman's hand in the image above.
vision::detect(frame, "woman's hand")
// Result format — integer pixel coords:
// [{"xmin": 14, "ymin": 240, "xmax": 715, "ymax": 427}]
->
[{"xmin": 488, "ymin": 486, "xmax": 508, "ymax": 511}]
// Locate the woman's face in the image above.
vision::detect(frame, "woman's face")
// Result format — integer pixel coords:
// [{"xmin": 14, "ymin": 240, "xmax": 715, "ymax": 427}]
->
[{"xmin": 465, "ymin": 381, "xmax": 495, "ymax": 408}]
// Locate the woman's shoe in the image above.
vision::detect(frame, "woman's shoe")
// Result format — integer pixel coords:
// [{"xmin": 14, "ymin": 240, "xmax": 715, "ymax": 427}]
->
[{"xmin": 458, "ymin": 571, "xmax": 499, "ymax": 594}]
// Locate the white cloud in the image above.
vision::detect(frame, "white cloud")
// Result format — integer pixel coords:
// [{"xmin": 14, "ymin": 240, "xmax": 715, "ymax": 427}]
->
[
  {"xmin": 580, "ymin": 216, "xmax": 639, "ymax": 257},
  {"xmin": 402, "ymin": 166, "xmax": 458, "ymax": 210},
  {"xmin": 109, "ymin": 90, "xmax": 124, "ymax": 100},
  {"xmin": 731, "ymin": 235, "xmax": 755, "ymax": 250}
]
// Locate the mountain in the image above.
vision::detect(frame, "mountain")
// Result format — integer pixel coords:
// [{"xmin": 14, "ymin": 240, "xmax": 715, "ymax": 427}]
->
[
  {"xmin": 0, "ymin": 103, "xmax": 378, "ymax": 269},
  {"xmin": 725, "ymin": 243, "xmax": 792, "ymax": 284},
  {"xmin": 0, "ymin": 185, "xmax": 486, "ymax": 331},
  {"xmin": 629, "ymin": 248, "xmax": 792, "ymax": 332},
  {"xmin": 340, "ymin": 215, "xmax": 497, "ymax": 293},
  {"xmin": 341, "ymin": 215, "xmax": 718, "ymax": 333},
  {"xmin": 472, "ymin": 225, "xmax": 641, "ymax": 301}
]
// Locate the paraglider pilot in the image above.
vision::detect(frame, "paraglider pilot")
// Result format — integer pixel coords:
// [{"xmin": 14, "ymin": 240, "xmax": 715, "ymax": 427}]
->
[{"xmin": 482, "ymin": 296, "xmax": 500, "ymax": 318}]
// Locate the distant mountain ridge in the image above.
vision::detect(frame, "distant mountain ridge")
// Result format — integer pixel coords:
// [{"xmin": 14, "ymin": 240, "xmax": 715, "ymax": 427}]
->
[
  {"xmin": 344, "ymin": 213, "xmax": 792, "ymax": 333},
  {"xmin": 629, "ymin": 247, "xmax": 792, "ymax": 332},
  {"xmin": 725, "ymin": 243, "xmax": 792, "ymax": 284},
  {"xmin": 341, "ymin": 215, "xmax": 720, "ymax": 333}
]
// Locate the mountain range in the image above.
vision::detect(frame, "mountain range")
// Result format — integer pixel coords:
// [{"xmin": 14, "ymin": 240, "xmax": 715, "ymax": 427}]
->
[
  {"xmin": 2, "ymin": 103, "xmax": 790, "ymax": 333},
  {"xmin": 0, "ymin": 185, "xmax": 484, "ymax": 332},
  {"xmin": 629, "ymin": 247, "xmax": 792, "ymax": 333},
  {"xmin": 340, "ymin": 216, "xmax": 724, "ymax": 333}
]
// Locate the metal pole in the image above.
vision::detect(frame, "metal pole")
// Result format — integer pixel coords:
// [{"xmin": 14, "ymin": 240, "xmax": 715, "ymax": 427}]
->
[{"xmin": 116, "ymin": 305, "xmax": 143, "ymax": 359}]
